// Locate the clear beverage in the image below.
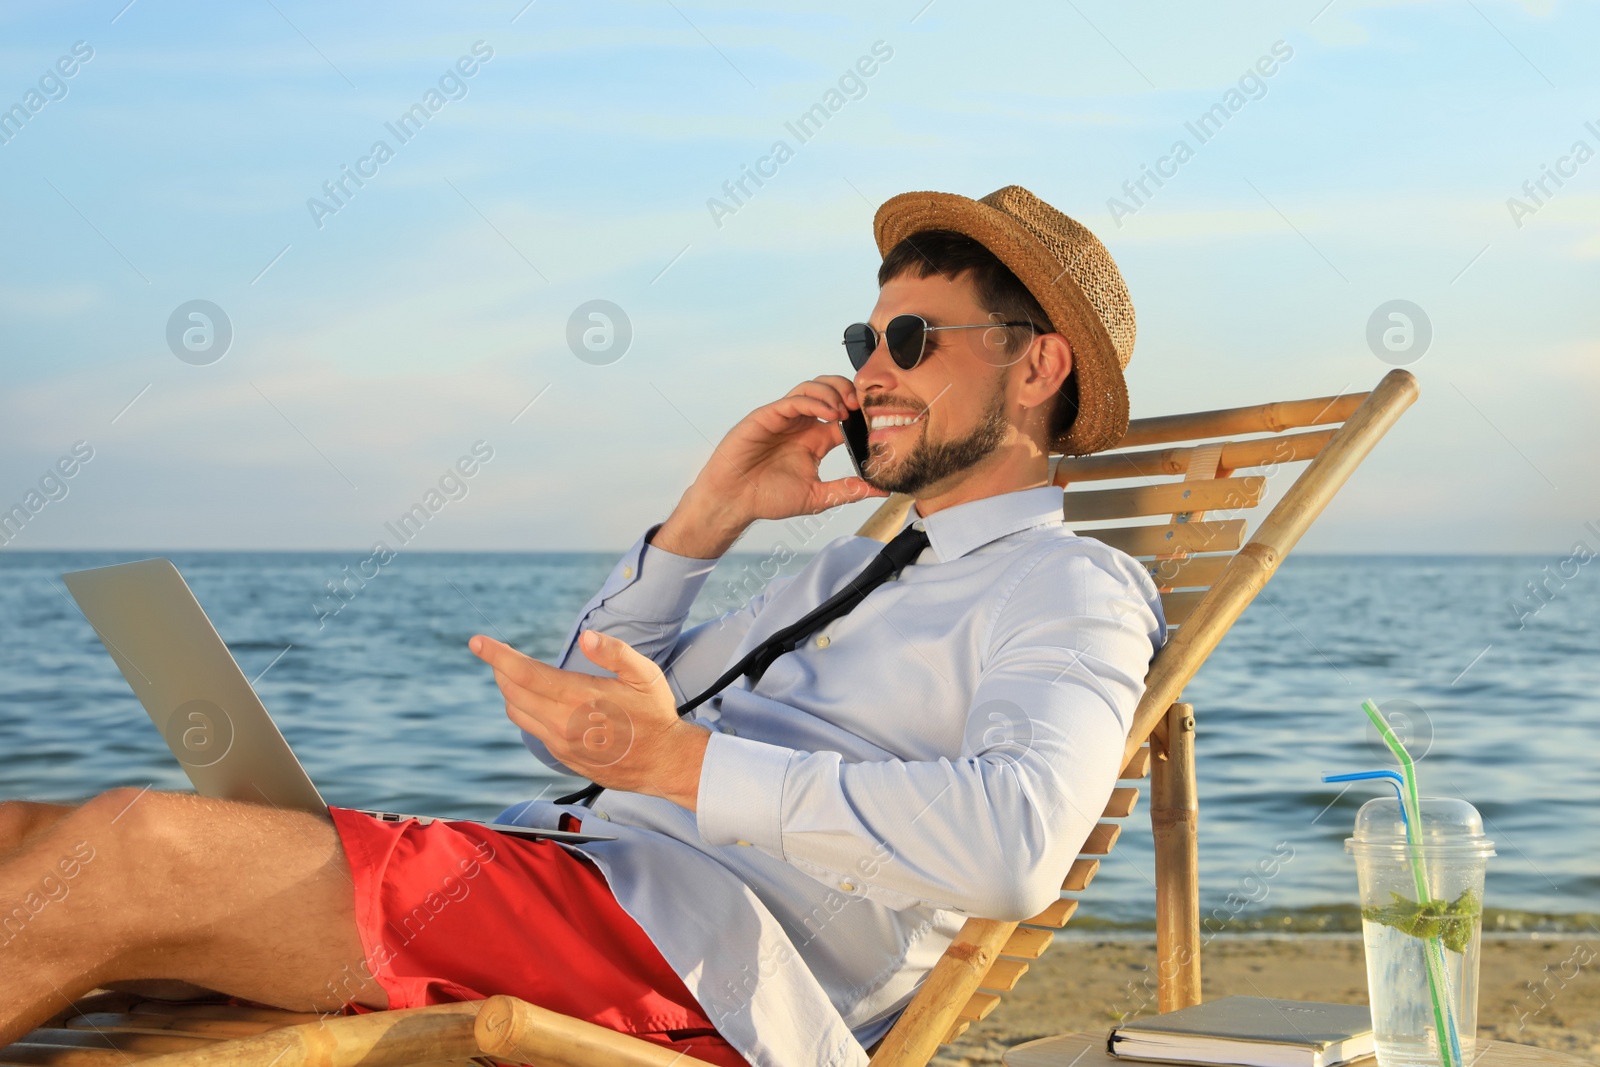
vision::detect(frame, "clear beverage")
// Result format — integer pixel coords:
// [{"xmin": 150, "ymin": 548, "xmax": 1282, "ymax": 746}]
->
[
  {"xmin": 1360, "ymin": 914, "xmax": 1481, "ymax": 1067},
  {"xmin": 1346, "ymin": 797, "xmax": 1493, "ymax": 1067}
]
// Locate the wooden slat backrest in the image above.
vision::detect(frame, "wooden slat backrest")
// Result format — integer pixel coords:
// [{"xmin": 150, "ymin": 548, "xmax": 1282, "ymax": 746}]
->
[
  {"xmin": 1119, "ymin": 371, "xmax": 1417, "ymax": 764},
  {"xmin": 867, "ymin": 370, "xmax": 1419, "ymax": 1067},
  {"xmin": 1060, "ymin": 476, "xmax": 1265, "ymax": 521},
  {"xmin": 1055, "ymin": 389, "xmax": 1364, "ymax": 640}
]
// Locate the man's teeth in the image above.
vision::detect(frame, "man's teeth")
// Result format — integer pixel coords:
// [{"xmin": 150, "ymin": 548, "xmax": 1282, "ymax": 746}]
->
[{"xmin": 869, "ymin": 413, "xmax": 923, "ymax": 429}]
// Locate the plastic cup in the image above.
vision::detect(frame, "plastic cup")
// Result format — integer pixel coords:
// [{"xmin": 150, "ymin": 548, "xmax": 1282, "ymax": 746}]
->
[{"xmin": 1346, "ymin": 796, "xmax": 1495, "ymax": 1067}]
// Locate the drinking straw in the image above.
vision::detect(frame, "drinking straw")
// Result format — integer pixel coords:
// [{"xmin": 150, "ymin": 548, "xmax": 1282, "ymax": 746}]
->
[
  {"xmin": 1321, "ymin": 770, "xmax": 1410, "ymax": 832},
  {"xmin": 1362, "ymin": 698, "xmax": 1464, "ymax": 1067}
]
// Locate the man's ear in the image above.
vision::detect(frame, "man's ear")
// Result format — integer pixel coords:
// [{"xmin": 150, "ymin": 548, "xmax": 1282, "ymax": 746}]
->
[
  {"xmin": 1011, "ymin": 332, "xmax": 1071, "ymax": 451},
  {"xmin": 1021, "ymin": 332, "xmax": 1072, "ymax": 409}
]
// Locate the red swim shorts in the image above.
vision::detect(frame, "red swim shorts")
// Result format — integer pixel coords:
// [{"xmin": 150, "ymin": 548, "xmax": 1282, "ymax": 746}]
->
[{"xmin": 328, "ymin": 806, "xmax": 749, "ymax": 1067}]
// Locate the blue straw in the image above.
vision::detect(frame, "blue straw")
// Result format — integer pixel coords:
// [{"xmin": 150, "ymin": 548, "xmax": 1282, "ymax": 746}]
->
[{"xmin": 1322, "ymin": 770, "xmax": 1410, "ymax": 831}]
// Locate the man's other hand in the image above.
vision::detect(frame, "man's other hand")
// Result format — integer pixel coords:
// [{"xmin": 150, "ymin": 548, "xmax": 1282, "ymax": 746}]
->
[
  {"xmin": 469, "ymin": 630, "xmax": 709, "ymax": 811},
  {"xmin": 653, "ymin": 375, "xmax": 890, "ymax": 559}
]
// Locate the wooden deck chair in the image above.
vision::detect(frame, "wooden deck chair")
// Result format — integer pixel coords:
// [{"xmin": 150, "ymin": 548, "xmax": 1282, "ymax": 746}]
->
[{"xmin": 1, "ymin": 369, "xmax": 1419, "ymax": 1067}]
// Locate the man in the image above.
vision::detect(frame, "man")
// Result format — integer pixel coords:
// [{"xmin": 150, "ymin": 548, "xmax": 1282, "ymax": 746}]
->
[{"xmin": 0, "ymin": 186, "xmax": 1163, "ymax": 1067}]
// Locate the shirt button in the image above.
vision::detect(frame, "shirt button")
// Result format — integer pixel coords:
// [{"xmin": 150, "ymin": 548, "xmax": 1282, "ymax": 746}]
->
[
  {"xmin": 839, "ymin": 881, "xmax": 856, "ymax": 892},
  {"xmin": 595, "ymin": 811, "xmax": 611, "ymax": 821},
  {"xmin": 736, "ymin": 839, "xmax": 752, "ymax": 847},
  {"xmin": 912, "ymin": 520, "xmax": 926, "ymax": 531},
  {"xmin": 815, "ymin": 635, "xmax": 830, "ymax": 648},
  {"xmin": 722, "ymin": 725, "xmax": 737, "ymax": 736},
  {"xmin": 622, "ymin": 566, "xmax": 634, "ymax": 579}
]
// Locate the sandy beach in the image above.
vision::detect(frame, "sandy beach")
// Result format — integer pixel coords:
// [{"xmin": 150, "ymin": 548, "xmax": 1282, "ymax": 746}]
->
[{"xmin": 939, "ymin": 936, "xmax": 1599, "ymax": 1066}]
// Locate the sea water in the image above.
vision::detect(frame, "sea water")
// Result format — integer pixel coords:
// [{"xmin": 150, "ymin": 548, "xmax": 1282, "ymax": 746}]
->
[
  {"xmin": 1361, "ymin": 918, "xmax": 1481, "ymax": 1067},
  {"xmin": 2, "ymin": 552, "xmax": 1597, "ymax": 935}
]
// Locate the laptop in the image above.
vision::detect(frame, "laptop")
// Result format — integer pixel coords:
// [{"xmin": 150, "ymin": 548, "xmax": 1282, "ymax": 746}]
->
[{"xmin": 61, "ymin": 558, "xmax": 613, "ymax": 844}]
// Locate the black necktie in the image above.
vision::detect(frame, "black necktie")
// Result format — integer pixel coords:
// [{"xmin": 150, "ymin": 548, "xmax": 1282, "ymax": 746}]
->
[{"xmin": 555, "ymin": 521, "xmax": 931, "ymax": 807}]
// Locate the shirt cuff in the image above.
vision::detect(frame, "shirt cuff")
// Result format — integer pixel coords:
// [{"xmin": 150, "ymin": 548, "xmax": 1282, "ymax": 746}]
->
[
  {"xmin": 695, "ymin": 731, "xmax": 791, "ymax": 854},
  {"xmin": 596, "ymin": 522, "xmax": 718, "ymax": 622}
]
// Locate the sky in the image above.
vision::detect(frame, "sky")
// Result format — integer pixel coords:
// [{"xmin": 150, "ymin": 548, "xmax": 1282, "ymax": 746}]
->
[{"xmin": 0, "ymin": 0, "xmax": 1596, "ymax": 555}]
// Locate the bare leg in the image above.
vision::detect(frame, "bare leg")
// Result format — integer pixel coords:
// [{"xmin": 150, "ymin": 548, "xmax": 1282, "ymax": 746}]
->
[
  {"xmin": 0, "ymin": 801, "xmax": 74, "ymax": 858},
  {"xmin": 3, "ymin": 802, "xmax": 216, "ymax": 1003},
  {"xmin": 0, "ymin": 789, "xmax": 389, "ymax": 1046}
]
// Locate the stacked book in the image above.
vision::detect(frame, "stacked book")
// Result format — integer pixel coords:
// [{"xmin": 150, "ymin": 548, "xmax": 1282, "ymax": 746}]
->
[{"xmin": 1107, "ymin": 997, "xmax": 1375, "ymax": 1067}]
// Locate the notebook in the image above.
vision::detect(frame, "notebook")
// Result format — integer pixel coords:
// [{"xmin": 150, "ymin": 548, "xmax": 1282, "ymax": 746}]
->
[{"xmin": 1107, "ymin": 996, "xmax": 1375, "ymax": 1067}]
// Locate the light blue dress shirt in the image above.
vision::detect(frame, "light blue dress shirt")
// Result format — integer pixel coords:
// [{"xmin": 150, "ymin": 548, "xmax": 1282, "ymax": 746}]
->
[{"xmin": 496, "ymin": 484, "xmax": 1165, "ymax": 1067}]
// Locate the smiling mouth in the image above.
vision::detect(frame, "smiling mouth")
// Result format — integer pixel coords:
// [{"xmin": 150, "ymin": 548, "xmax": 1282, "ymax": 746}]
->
[{"xmin": 866, "ymin": 411, "xmax": 925, "ymax": 440}]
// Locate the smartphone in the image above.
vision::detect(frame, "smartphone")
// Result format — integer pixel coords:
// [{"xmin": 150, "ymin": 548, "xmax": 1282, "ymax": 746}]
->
[{"xmin": 840, "ymin": 407, "xmax": 871, "ymax": 479}]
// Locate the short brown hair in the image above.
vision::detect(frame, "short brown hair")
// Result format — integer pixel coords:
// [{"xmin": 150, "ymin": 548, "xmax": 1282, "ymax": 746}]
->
[{"xmin": 877, "ymin": 229, "xmax": 1078, "ymax": 447}]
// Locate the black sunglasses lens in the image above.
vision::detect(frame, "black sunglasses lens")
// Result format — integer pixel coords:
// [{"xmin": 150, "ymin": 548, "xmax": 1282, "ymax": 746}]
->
[
  {"xmin": 842, "ymin": 323, "xmax": 876, "ymax": 370},
  {"xmin": 884, "ymin": 315, "xmax": 925, "ymax": 369}
]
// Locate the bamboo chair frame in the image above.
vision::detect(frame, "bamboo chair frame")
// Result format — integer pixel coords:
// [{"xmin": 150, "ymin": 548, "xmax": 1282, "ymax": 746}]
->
[{"xmin": 3, "ymin": 370, "xmax": 1418, "ymax": 1067}]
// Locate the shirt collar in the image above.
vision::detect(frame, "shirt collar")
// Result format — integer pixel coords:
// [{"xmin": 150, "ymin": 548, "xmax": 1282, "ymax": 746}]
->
[{"xmin": 895, "ymin": 484, "xmax": 1068, "ymax": 564}]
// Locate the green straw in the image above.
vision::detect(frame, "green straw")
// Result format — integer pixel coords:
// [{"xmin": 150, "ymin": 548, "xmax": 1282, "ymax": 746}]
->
[{"xmin": 1362, "ymin": 698, "xmax": 1464, "ymax": 1067}]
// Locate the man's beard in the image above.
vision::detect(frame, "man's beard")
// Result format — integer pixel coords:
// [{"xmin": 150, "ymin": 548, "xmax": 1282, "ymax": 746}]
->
[{"xmin": 863, "ymin": 376, "xmax": 1009, "ymax": 496}]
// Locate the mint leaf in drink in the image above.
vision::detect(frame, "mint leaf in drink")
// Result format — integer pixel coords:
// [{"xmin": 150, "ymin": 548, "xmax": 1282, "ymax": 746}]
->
[
  {"xmin": 1438, "ymin": 889, "xmax": 1482, "ymax": 953},
  {"xmin": 1362, "ymin": 889, "xmax": 1481, "ymax": 953}
]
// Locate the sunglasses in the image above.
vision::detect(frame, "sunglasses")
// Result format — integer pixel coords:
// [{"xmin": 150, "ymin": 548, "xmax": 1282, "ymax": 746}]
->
[{"xmin": 841, "ymin": 314, "xmax": 1037, "ymax": 371}]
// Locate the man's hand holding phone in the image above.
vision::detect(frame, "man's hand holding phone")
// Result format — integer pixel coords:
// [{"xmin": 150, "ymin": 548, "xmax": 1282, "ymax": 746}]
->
[{"xmin": 652, "ymin": 376, "xmax": 889, "ymax": 559}]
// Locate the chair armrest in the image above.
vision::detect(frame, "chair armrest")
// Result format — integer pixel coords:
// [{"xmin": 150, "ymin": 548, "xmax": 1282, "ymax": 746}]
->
[
  {"xmin": 124, "ymin": 1002, "xmax": 483, "ymax": 1067},
  {"xmin": 475, "ymin": 995, "xmax": 723, "ymax": 1067}
]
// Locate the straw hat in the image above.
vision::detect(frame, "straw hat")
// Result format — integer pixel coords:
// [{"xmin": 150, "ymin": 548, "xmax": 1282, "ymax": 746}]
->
[{"xmin": 873, "ymin": 185, "xmax": 1136, "ymax": 456}]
